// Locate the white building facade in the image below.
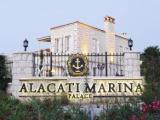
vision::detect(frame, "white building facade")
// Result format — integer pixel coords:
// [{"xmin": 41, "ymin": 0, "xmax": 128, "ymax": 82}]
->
[{"xmin": 39, "ymin": 16, "xmax": 129, "ymax": 54}]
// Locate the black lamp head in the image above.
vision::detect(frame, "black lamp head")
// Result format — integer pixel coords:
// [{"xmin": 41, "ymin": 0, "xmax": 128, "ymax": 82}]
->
[
  {"xmin": 128, "ymin": 38, "xmax": 133, "ymax": 50},
  {"xmin": 23, "ymin": 38, "xmax": 28, "ymax": 51}
]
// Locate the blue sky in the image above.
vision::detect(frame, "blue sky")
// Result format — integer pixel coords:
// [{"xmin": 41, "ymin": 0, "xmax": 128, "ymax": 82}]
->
[{"xmin": 0, "ymin": 0, "xmax": 160, "ymax": 54}]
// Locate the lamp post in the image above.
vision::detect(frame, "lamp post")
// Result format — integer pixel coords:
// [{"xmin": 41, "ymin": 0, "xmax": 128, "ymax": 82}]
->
[
  {"xmin": 128, "ymin": 38, "xmax": 133, "ymax": 51},
  {"xmin": 23, "ymin": 38, "xmax": 28, "ymax": 51}
]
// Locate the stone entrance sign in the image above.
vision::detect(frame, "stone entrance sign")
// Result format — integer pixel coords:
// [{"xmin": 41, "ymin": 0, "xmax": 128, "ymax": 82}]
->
[{"xmin": 18, "ymin": 77, "xmax": 144, "ymax": 102}]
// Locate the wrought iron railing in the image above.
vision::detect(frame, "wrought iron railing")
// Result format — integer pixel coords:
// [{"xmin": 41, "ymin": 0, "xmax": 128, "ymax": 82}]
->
[{"xmin": 33, "ymin": 51, "xmax": 124, "ymax": 77}]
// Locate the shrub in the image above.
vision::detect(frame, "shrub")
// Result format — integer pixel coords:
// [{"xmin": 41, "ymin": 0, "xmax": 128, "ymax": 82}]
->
[
  {"xmin": 60, "ymin": 93, "xmax": 70, "ymax": 105},
  {"xmin": 0, "ymin": 94, "xmax": 88, "ymax": 120},
  {"xmin": 0, "ymin": 55, "xmax": 9, "ymax": 91},
  {"xmin": 64, "ymin": 105, "xmax": 88, "ymax": 120},
  {"xmin": 98, "ymin": 103, "xmax": 141, "ymax": 120},
  {"xmin": 0, "ymin": 91, "xmax": 20, "ymax": 120}
]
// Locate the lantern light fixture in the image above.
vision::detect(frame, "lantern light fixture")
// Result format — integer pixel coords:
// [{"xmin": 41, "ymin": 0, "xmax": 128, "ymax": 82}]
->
[
  {"xmin": 128, "ymin": 38, "xmax": 133, "ymax": 51},
  {"xmin": 23, "ymin": 38, "xmax": 28, "ymax": 51}
]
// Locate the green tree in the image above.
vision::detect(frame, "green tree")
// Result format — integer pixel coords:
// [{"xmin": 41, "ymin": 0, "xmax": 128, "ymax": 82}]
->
[
  {"xmin": 141, "ymin": 46, "xmax": 160, "ymax": 103},
  {"xmin": 0, "ymin": 55, "xmax": 8, "ymax": 91}
]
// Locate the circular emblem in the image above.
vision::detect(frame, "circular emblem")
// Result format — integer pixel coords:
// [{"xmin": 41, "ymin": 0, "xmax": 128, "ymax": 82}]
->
[{"xmin": 67, "ymin": 54, "xmax": 88, "ymax": 76}]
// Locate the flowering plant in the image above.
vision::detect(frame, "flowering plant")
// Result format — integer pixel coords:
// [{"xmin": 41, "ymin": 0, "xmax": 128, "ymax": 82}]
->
[
  {"xmin": 142, "ymin": 100, "xmax": 160, "ymax": 113},
  {"xmin": 131, "ymin": 100, "xmax": 160, "ymax": 120}
]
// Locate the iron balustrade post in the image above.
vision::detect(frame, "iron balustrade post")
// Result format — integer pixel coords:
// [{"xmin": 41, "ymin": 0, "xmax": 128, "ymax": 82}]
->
[
  {"xmin": 49, "ymin": 52, "xmax": 52, "ymax": 76},
  {"xmin": 33, "ymin": 53, "xmax": 36, "ymax": 76},
  {"xmin": 39, "ymin": 50, "xmax": 43, "ymax": 76},
  {"xmin": 105, "ymin": 52, "xmax": 108, "ymax": 76}
]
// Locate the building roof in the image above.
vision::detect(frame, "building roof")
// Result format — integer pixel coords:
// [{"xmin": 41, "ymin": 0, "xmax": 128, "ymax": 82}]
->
[
  {"xmin": 37, "ymin": 36, "xmax": 51, "ymax": 42},
  {"xmin": 50, "ymin": 21, "xmax": 105, "ymax": 32},
  {"xmin": 38, "ymin": 21, "xmax": 128, "ymax": 42}
]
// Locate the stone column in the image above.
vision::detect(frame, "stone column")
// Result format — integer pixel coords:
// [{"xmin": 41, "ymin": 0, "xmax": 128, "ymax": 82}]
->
[
  {"xmin": 124, "ymin": 52, "xmax": 141, "ymax": 77},
  {"xmin": 11, "ymin": 52, "xmax": 34, "ymax": 98}
]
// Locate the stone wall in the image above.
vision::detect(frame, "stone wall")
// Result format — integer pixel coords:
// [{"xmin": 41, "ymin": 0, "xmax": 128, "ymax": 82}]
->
[
  {"xmin": 124, "ymin": 52, "xmax": 141, "ymax": 77},
  {"xmin": 10, "ymin": 52, "xmax": 34, "ymax": 98},
  {"xmin": 8, "ymin": 52, "xmax": 141, "ymax": 99}
]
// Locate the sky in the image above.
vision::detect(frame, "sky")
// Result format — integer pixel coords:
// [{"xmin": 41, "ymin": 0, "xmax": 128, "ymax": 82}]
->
[{"xmin": 0, "ymin": 0, "xmax": 160, "ymax": 54}]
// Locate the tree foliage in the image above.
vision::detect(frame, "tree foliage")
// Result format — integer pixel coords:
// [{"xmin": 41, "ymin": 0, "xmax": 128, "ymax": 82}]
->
[
  {"xmin": 0, "ymin": 55, "xmax": 8, "ymax": 91},
  {"xmin": 141, "ymin": 46, "xmax": 160, "ymax": 103}
]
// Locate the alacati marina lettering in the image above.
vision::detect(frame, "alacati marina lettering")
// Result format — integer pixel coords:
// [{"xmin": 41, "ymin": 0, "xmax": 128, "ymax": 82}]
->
[{"xmin": 19, "ymin": 82, "xmax": 143, "ymax": 94}]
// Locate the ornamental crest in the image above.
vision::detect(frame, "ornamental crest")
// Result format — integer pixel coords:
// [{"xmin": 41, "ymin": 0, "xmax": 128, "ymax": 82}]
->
[{"xmin": 67, "ymin": 54, "xmax": 88, "ymax": 76}]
